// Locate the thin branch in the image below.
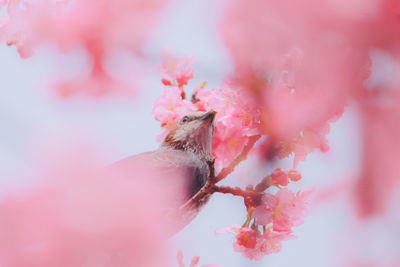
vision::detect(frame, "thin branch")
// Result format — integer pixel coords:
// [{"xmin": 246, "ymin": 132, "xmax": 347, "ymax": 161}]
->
[
  {"xmin": 215, "ymin": 135, "xmax": 261, "ymax": 182},
  {"xmin": 214, "ymin": 185, "xmax": 248, "ymax": 198},
  {"xmin": 255, "ymin": 176, "xmax": 271, "ymax": 192},
  {"xmin": 214, "ymin": 185, "xmax": 263, "ymax": 209},
  {"xmin": 179, "ymin": 177, "xmax": 270, "ymax": 214}
]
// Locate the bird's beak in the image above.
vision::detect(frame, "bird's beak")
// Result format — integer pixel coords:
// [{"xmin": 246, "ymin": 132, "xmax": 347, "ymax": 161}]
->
[{"xmin": 200, "ymin": 110, "xmax": 217, "ymax": 121}]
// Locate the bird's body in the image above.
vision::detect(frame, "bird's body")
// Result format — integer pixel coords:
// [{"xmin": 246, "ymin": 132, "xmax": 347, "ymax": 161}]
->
[
  {"xmin": 108, "ymin": 110, "xmax": 216, "ymax": 234},
  {"xmin": 110, "ymin": 146, "xmax": 210, "ymax": 204}
]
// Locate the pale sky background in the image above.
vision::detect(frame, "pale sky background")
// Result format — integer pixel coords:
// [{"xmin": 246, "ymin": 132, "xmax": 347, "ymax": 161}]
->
[{"xmin": 0, "ymin": 0, "xmax": 375, "ymax": 266}]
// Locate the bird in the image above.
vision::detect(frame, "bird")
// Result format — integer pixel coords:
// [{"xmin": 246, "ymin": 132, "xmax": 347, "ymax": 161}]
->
[{"xmin": 107, "ymin": 110, "xmax": 217, "ymax": 234}]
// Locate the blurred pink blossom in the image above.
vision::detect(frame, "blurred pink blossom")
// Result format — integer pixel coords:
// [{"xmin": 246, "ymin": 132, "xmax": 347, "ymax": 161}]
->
[
  {"xmin": 0, "ymin": 142, "xmax": 179, "ymax": 267},
  {"xmin": 355, "ymin": 89, "xmax": 400, "ymax": 217},
  {"xmin": 0, "ymin": 0, "xmax": 170, "ymax": 98},
  {"xmin": 157, "ymin": 47, "xmax": 195, "ymax": 88},
  {"xmin": 51, "ymin": 71, "xmax": 134, "ymax": 99},
  {"xmin": 219, "ymin": 0, "xmax": 376, "ymax": 167},
  {"xmin": 274, "ymin": 122, "xmax": 333, "ymax": 168}
]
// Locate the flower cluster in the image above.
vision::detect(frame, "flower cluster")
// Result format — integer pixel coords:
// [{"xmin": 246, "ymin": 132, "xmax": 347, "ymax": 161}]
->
[
  {"xmin": 151, "ymin": 47, "xmax": 314, "ymax": 261},
  {"xmin": 218, "ymin": 225, "xmax": 295, "ymax": 260},
  {"xmin": 151, "ymin": 49, "xmax": 312, "ymax": 260},
  {"xmin": 152, "ymin": 48, "xmax": 261, "ymax": 168},
  {"xmin": 196, "ymin": 81, "xmax": 261, "ymax": 168},
  {"xmin": 218, "ymin": 168, "xmax": 311, "ymax": 260},
  {"xmin": 151, "ymin": 49, "xmax": 200, "ymax": 140}
]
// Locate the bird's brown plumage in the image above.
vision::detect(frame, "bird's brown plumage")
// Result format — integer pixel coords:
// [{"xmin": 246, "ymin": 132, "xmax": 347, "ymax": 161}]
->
[{"xmin": 108, "ymin": 110, "xmax": 216, "ymax": 234}]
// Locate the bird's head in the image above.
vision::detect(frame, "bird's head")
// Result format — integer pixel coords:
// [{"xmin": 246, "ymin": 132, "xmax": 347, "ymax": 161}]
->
[{"xmin": 162, "ymin": 110, "xmax": 217, "ymax": 158}]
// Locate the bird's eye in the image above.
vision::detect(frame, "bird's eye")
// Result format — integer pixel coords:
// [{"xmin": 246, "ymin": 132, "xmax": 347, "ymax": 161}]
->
[{"xmin": 181, "ymin": 116, "xmax": 189, "ymax": 123}]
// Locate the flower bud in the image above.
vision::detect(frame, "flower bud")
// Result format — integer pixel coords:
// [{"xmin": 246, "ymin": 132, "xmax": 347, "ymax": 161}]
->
[
  {"xmin": 288, "ymin": 170, "xmax": 302, "ymax": 182},
  {"xmin": 271, "ymin": 168, "xmax": 289, "ymax": 186}
]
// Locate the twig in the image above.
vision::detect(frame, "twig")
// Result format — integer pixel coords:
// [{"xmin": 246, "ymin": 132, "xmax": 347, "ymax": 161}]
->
[
  {"xmin": 255, "ymin": 176, "xmax": 272, "ymax": 192},
  {"xmin": 214, "ymin": 185, "xmax": 263, "ymax": 209},
  {"xmin": 215, "ymin": 135, "xmax": 261, "ymax": 182},
  {"xmin": 214, "ymin": 185, "xmax": 248, "ymax": 198}
]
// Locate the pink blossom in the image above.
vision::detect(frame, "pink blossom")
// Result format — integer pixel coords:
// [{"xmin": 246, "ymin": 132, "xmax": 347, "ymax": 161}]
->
[
  {"xmin": 0, "ymin": 0, "xmax": 6, "ymax": 10},
  {"xmin": 236, "ymin": 227, "xmax": 258, "ymax": 249},
  {"xmin": 51, "ymin": 71, "xmax": 134, "ymax": 99},
  {"xmin": 288, "ymin": 169, "xmax": 302, "ymax": 182},
  {"xmin": 157, "ymin": 47, "xmax": 195, "ymax": 87},
  {"xmin": 271, "ymin": 168, "xmax": 289, "ymax": 186},
  {"xmin": 252, "ymin": 194, "xmax": 275, "ymax": 226},
  {"xmin": 253, "ymin": 188, "xmax": 312, "ymax": 232},
  {"xmin": 1, "ymin": 0, "xmax": 171, "ymax": 97},
  {"xmin": 220, "ymin": 0, "xmax": 377, "ymax": 168},
  {"xmin": 355, "ymin": 92, "xmax": 400, "ymax": 217},
  {"xmin": 5, "ymin": 31, "xmax": 34, "ymax": 58},
  {"xmin": 275, "ymin": 122, "xmax": 333, "ymax": 167},
  {"xmin": 0, "ymin": 0, "xmax": 33, "ymax": 58},
  {"xmin": 196, "ymin": 79, "xmax": 261, "ymax": 168},
  {"xmin": 151, "ymin": 86, "xmax": 197, "ymax": 141},
  {"xmin": 257, "ymin": 228, "xmax": 295, "ymax": 255},
  {"xmin": 219, "ymin": 225, "xmax": 294, "ymax": 260}
]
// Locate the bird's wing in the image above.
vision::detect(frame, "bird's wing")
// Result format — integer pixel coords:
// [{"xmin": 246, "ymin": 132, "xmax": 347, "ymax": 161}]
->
[
  {"xmin": 107, "ymin": 149, "xmax": 202, "ymax": 203},
  {"xmin": 106, "ymin": 149, "xmax": 209, "ymax": 235}
]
